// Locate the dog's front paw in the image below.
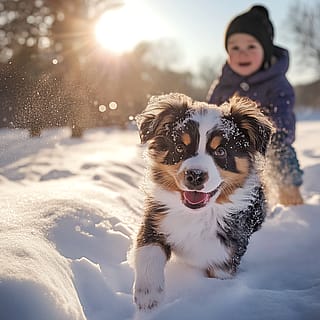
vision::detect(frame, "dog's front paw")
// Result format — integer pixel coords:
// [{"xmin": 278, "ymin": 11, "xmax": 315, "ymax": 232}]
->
[
  {"xmin": 133, "ymin": 244, "xmax": 168, "ymax": 311},
  {"xmin": 133, "ymin": 278, "xmax": 164, "ymax": 311}
]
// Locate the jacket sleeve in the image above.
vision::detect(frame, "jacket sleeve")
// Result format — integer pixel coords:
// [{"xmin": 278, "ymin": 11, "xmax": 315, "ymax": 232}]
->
[
  {"xmin": 264, "ymin": 84, "xmax": 303, "ymax": 186},
  {"xmin": 263, "ymin": 82, "xmax": 296, "ymax": 145}
]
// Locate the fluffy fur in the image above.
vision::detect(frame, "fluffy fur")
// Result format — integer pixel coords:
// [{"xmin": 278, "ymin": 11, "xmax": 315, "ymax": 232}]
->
[{"xmin": 133, "ymin": 93, "xmax": 273, "ymax": 310}]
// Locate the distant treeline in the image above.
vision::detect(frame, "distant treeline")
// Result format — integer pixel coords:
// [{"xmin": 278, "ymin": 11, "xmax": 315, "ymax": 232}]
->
[
  {"xmin": 0, "ymin": 0, "xmax": 318, "ymax": 137},
  {"xmin": 1, "ymin": 49, "xmax": 318, "ymax": 137},
  {"xmin": 294, "ymin": 80, "xmax": 320, "ymax": 109},
  {"xmin": 0, "ymin": 44, "xmax": 214, "ymax": 136},
  {"xmin": 0, "ymin": 1, "xmax": 216, "ymax": 136}
]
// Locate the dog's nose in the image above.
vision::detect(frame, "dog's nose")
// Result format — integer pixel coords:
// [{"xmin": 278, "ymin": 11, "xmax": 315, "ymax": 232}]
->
[{"xmin": 184, "ymin": 169, "xmax": 208, "ymax": 190}]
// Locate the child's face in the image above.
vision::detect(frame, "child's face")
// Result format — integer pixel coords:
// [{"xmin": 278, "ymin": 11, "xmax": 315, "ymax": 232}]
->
[{"xmin": 226, "ymin": 33, "xmax": 264, "ymax": 76}]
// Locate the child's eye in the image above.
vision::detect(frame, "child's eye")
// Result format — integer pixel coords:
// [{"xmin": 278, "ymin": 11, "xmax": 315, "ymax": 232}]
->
[
  {"xmin": 230, "ymin": 45, "xmax": 240, "ymax": 51},
  {"xmin": 248, "ymin": 44, "xmax": 257, "ymax": 49}
]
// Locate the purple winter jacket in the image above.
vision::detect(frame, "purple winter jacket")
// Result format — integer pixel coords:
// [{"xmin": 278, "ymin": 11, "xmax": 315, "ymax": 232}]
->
[{"xmin": 207, "ymin": 46, "xmax": 296, "ymax": 144}]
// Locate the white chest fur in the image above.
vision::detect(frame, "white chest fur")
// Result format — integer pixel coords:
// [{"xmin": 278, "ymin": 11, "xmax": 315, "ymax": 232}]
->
[
  {"xmin": 160, "ymin": 205, "xmax": 230, "ymax": 269},
  {"xmin": 150, "ymin": 173, "xmax": 259, "ymax": 269},
  {"xmin": 152, "ymin": 174, "xmax": 260, "ymax": 270}
]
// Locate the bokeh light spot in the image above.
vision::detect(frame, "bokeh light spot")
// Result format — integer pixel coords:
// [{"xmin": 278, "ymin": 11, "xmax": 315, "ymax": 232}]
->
[
  {"xmin": 109, "ymin": 101, "xmax": 118, "ymax": 110},
  {"xmin": 98, "ymin": 104, "xmax": 107, "ymax": 112}
]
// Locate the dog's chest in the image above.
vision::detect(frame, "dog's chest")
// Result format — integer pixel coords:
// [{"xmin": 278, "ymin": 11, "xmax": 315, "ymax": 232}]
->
[{"xmin": 160, "ymin": 209, "xmax": 230, "ymax": 268}]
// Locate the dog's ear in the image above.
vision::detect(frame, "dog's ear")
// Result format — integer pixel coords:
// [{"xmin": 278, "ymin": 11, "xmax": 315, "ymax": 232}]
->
[
  {"xmin": 222, "ymin": 95, "xmax": 274, "ymax": 155},
  {"xmin": 136, "ymin": 93, "xmax": 191, "ymax": 144},
  {"xmin": 135, "ymin": 96, "xmax": 165, "ymax": 144}
]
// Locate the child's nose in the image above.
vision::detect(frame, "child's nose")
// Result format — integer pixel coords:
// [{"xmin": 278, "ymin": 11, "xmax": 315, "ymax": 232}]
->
[{"xmin": 238, "ymin": 49, "xmax": 248, "ymax": 56}]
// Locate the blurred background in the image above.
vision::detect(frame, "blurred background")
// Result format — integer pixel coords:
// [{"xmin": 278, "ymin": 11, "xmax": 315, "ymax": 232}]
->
[{"xmin": 0, "ymin": 0, "xmax": 319, "ymax": 137}]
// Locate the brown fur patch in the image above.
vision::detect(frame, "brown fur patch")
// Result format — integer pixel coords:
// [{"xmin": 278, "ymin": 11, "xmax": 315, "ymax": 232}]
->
[
  {"xmin": 181, "ymin": 133, "xmax": 191, "ymax": 146},
  {"xmin": 206, "ymin": 259, "xmax": 234, "ymax": 278},
  {"xmin": 151, "ymin": 162, "xmax": 182, "ymax": 192},
  {"xmin": 216, "ymin": 157, "xmax": 250, "ymax": 204},
  {"xmin": 210, "ymin": 136, "xmax": 222, "ymax": 150},
  {"xmin": 206, "ymin": 267, "xmax": 216, "ymax": 278},
  {"xmin": 136, "ymin": 217, "xmax": 171, "ymax": 259}
]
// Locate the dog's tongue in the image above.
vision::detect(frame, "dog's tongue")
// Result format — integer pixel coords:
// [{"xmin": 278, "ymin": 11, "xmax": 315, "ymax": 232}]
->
[{"xmin": 183, "ymin": 191, "xmax": 209, "ymax": 205}]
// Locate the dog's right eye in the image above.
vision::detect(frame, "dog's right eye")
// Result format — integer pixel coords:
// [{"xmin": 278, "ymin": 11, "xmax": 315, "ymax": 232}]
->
[
  {"xmin": 214, "ymin": 146, "xmax": 227, "ymax": 158},
  {"xmin": 175, "ymin": 144, "xmax": 185, "ymax": 154}
]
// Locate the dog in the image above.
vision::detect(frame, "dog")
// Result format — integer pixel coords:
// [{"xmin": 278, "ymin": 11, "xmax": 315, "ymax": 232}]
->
[{"xmin": 133, "ymin": 93, "xmax": 273, "ymax": 311}]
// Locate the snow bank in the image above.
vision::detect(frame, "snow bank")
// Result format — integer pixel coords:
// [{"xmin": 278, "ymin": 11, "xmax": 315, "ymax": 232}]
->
[{"xmin": 0, "ymin": 120, "xmax": 319, "ymax": 320}]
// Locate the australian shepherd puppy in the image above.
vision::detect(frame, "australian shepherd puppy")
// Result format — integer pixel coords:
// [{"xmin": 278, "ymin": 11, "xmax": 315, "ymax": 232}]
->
[{"xmin": 133, "ymin": 93, "xmax": 273, "ymax": 311}]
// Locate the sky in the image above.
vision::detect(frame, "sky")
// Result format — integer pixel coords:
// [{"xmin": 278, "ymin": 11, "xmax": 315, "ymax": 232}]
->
[
  {"xmin": 106, "ymin": 0, "xmax": 319, "ymax": 85},
  {"xmin": 0, "ymin": 110, "xmax": 320, "ymax": 319}
]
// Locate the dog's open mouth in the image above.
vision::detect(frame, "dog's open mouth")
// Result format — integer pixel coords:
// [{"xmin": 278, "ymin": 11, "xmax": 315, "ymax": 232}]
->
[{"xmin": 182, "ymin": 188, "xmax": 219, "ymax": 209}]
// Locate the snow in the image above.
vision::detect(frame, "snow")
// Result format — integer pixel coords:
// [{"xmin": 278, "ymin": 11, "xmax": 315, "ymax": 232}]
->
[{"xmin": 0, "ymin": 116, "xmax": 319, "ymax": 320}]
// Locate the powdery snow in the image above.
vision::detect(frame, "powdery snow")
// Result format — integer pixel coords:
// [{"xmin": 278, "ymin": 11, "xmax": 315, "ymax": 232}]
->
[{"xmin": 0, "ymin": 116, "xmax": 319, "ymax": 320}]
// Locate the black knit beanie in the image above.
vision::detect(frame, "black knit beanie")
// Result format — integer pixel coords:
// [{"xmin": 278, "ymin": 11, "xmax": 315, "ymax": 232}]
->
[{"xmin": 225, "ymin": 5, "xmax": 274, "ymax": 66}]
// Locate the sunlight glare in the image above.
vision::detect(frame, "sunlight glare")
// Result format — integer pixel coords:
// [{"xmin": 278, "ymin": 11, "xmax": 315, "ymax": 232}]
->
[{"xmin": 95, "ymin": 1, "xmax": 168, "ymax": 54}]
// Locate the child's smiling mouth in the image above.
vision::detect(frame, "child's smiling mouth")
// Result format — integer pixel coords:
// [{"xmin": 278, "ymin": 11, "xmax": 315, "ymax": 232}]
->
[{"xmin": 238, "ymin": 62, "xmax": 251, "ymax": 67}]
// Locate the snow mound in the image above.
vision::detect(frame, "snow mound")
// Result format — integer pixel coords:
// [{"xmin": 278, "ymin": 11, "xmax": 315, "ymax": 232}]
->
[{"xmin": 0, "ymin": 121, "xmax": 319, "ymax": 320}]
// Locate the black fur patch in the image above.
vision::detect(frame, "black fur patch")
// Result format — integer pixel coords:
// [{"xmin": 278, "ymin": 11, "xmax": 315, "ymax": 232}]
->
[
  {"xmin": 137, "ymin": 198, "xmax": 172, "ymax": 260},
  {"xmin": 150, "ymin": 119, "xmax": 199, "ymax": 165},
  {"xmin": 207, "ymin": 128, "xmax": 251, "ymax": 173},
  {"xmin": 218, "ymin": 186, "xmax": 266, "ymax": 273}
]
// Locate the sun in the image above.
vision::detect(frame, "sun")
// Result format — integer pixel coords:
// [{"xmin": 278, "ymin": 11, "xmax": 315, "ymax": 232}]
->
[{"xmin": 95, "ymin": 1, "xmax": 168, "ymax": 54}]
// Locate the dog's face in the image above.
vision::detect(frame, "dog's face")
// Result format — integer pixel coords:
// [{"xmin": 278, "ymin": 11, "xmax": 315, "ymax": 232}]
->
[{"xmin": 137, "ymin": 93, "xmax": 273, "ymax": 209}]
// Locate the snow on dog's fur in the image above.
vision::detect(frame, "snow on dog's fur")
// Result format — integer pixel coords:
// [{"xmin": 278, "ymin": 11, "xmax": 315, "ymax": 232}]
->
[{"xmin": 133, "ymin": 93, "xmax": 274, "ymax": 311}]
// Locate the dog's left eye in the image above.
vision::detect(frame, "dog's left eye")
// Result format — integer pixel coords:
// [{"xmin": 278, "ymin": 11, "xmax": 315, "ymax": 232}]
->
[
  {"xmin": 175, "ymin": 144, "xmax": 185, "ymax": 154},
  {"xmin": 214, "ymin": 146, "xmax": 227, "ymax": 158}
]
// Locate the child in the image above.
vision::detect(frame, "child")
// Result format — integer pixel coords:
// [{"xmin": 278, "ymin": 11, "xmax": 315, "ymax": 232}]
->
[{"xmin": 207, "ymin": 5, "xmax": 303, "ymax": 206}]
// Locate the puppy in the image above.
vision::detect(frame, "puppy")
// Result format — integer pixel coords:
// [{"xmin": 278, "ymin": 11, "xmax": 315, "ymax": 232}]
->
[{"xmin": 133, "ymin": 93, "xmax": 273, "ymax": 310}]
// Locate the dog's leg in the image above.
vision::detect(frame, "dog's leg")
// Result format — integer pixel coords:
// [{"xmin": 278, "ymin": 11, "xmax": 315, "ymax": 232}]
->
[{"xmin": 133, "ymin": 244, "xmax": 168, "ymax": 311}]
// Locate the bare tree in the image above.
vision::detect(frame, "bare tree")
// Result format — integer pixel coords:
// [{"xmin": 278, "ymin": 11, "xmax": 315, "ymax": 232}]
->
[{"xmin": 287, "ymin": 1, "xmax": 320, "ymax": 73}]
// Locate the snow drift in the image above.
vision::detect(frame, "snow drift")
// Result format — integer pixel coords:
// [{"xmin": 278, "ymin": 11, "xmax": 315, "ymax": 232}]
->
[{"xmin": 0, "ymin": 117, "xmax": 319, "ymax": 320}]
